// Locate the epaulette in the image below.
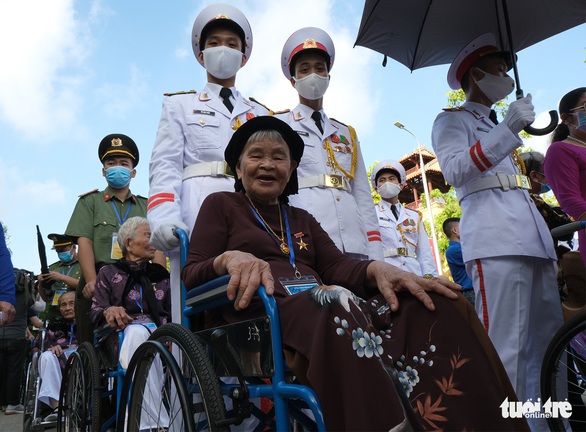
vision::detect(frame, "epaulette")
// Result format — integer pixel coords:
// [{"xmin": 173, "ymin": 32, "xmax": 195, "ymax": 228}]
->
[
  {"xmin": 163, "ymin": 90, "xmax": 197, "ymax": 97},
  {"xmin": 248, "ymin": 97, "xmax": 290, "ymax": 115},
  {"xmin": 78, "ymin": 189, "xmax": 99, "ymax": 198},
  {"xmin": 404, "ymin": 206, "xmax": 422, "ymax": 218},
  {"xmin": 329, "ymin": 117, "xmax": 348, "ymax": 127},
  {"xmin": 442, "ymin": 106, "xmax": 466, "ymax": 112}
]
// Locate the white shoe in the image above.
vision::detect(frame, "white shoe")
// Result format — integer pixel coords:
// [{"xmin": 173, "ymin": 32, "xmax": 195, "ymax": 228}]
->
[{"xmin": 5, "ymin": 404, "xmax": 24, "ymax": 415}]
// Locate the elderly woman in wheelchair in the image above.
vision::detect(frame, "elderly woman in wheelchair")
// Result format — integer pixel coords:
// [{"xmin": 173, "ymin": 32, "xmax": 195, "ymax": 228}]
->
[
  {"xmin": 182, "ymin": 116, "xmax": 528, "ymax": 431},
  {"xmin": 89, "ymin": 216, "xmax": 171, "ymax": 429},
  {"xmin": 34, "ymin": 291, "xmax": 77, "ymax": 423}
]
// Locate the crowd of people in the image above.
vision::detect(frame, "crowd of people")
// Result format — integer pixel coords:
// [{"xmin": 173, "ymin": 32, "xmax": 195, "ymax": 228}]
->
[{"xmin": 0, "ymin": 2, "xmax": 584, "ymax": 431}]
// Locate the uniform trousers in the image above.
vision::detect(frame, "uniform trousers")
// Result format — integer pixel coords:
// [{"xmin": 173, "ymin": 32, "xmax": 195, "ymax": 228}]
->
[
  {"xmin": 38, "ymin": 351, "xmax": 62, "ymax": 408},
  {"xmin": 466, "ymin": 256, "xmax": 563, "ymax": 431},
  {"xmin": 0, "ymin": 338, "xmax": 26, "ymax": 406},
  {"xmin": 75, "ymin": 274, "xmax": 94, "ymax": 344}
]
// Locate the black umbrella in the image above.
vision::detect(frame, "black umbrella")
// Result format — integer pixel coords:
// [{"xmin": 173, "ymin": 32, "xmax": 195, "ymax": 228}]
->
[
  {"xmin": 355, "ymin": 0, "xmax": 586, "ymax": 135},
  {"xmin": 36, "ymin": 225, "xmax": 49, "ymax": 275}
]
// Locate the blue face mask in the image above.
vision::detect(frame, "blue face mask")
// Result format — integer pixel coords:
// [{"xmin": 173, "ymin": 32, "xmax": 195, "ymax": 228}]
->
[
  {"xmin": 575, "ymin": 111, "xmax": 586, "ymax": 132},
  {"xmin": 58, "ymin": 250, "xmax": 74, "ymax": 263},
  {"xmin": 105, "ymin": 166, "xmax": 132, "ymax": 189}
]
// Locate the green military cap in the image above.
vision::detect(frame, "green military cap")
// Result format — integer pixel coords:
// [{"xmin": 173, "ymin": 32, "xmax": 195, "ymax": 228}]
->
[
  {"xmin": 98, "ymin": 133, "xmax": 140, "ymax": 167},
  {"xmin": 47, "ymin": 233, "xmax": 75, "ymax": 249}
]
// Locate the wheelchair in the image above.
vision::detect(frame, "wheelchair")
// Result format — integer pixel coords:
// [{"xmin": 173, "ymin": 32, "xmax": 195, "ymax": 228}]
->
[
  {"xmin": 138, "ymin": 228, "xmax": 326, "ymax": 431},
  {"xmin": 540, "ymin": 220, "xmax": 586, "ymax": 431},
  {"xmin": 57, "ymin": 320, "xmax": 195, "ymax": 431},
  {"xmin": 23, "ymin": 322, "xmax": 61, "ymax": 432}
]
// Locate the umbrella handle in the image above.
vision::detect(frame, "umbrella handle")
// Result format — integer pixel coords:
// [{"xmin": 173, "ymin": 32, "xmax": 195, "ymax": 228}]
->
[{"xmin": 523, "ymin": 111, "xmax": 559, "ymax": 136}]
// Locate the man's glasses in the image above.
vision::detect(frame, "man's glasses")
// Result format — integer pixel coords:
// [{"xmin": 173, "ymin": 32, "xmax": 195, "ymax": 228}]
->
[{"xmin": 569, "ymin": 102, "xmax": 586, "ymax": 112}]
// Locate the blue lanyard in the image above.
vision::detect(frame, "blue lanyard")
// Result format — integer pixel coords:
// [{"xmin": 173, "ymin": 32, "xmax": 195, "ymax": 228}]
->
[
  {"xmin": 249, "ymin": 204, "xmax": 301, "ymax": 279},
  {"xmin": 110, "ymin": 201, "xmax": 133, "ymax": 226},
  {"xmin": 69, "ymin": 323, "xmax": 74, "ymax": 346},
  {"xmin": 61, "ymin": 265, "xmax": 74, "ymax": 277},
  {"xmin": 134, "ymin": 285, "xmax": 143, "ymax": 314}
]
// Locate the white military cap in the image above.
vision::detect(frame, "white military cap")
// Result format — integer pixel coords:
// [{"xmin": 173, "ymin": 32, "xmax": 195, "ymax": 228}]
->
[
  {"xmin": 281, "ymin": 27, "xmax": 335, "ymax": 80},
  {"xmin": 370, "ymin": 159, "xmax": 407, "ymax": 188},
  {"xmin": 191, "ymin": 3, "xmax": 253, "ymax": 61},
  {"xmin": 447, "ymin": 32, "xmax": 513, "ymax": 90}
]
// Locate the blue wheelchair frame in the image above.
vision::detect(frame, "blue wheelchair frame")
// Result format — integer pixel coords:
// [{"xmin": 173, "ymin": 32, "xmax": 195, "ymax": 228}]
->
[{"xmin": 176, "ymin": 228, "xmax": 326, "ymax": 431}]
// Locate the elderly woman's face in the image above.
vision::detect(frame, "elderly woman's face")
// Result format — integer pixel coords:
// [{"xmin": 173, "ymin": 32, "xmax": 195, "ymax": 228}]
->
[
  {"xmin": 58, "ymin": 292, "xmax": 76, "ymax": 320},
  {"xmin": 125, "ymin": 224, "xmax": 156, "ymax": 263},
  {"xmin": 236, "ymin": 138, "xmax": 297, "ymax": 204}
]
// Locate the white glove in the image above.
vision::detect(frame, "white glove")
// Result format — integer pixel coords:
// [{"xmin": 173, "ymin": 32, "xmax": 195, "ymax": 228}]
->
[
  {"xmin": 503, "ymin": 93, "xmax": 535, "ymax": 134},
  {"xmin": 151, "ymin": 221, "xmax": 190, "ymax": 251}
]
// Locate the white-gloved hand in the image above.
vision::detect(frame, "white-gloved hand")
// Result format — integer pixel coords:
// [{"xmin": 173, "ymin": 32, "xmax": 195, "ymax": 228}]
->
[
  {"xmin": 503, "ymin": 93, "xmax": 535, "ymax": 134},
  {"xmin": 151, "ymin": 221, "xmax": 189, "ymax": 251}
]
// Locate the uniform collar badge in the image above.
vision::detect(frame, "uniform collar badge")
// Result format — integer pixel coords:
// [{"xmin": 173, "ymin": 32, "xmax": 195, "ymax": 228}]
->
[{"xmin": 199, "ymin": 92, "xmax": 211, "ymax": 101}]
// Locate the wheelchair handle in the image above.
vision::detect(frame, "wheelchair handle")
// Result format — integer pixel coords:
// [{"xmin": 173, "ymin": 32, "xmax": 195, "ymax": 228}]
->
[{"xmin": 551, "ymin": 221, "xmax": 586, "ymax": 239}]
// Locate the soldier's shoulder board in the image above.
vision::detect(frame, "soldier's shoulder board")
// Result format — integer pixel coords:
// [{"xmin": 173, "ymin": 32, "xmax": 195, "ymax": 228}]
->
[
  {"xmin": 442, "ymin": 106, "xmax": 466, "ymax": 112},
  {"xmin": 329, "ymin": 117, "xmax": 348, "ymax": 127},
  {"xmin": 163, "ymin": 90, "xmax": 197, "ymax": 97},
  {"xmin": 78, "ymin": 189, "xmax": 99, "ymax": 198}
]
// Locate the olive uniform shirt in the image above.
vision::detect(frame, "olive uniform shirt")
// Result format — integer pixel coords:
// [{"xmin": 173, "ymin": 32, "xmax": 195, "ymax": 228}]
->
[{"xmin": 65, "ymin": 186, "xmax": 148, "ymax": 267}]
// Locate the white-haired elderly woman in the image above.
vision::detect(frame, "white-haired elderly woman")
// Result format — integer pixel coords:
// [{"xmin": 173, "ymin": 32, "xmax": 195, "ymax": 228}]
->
[{"xmin": 90, "ymin": 216, "xmax": 171, "ymax": 428}]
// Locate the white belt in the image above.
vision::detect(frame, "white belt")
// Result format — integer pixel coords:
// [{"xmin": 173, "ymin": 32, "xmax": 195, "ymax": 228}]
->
[
  {"xmin": 298, "ymin": 174, "xmax": 351, "ymax": 192},
  {"xmin": 183, "ymin": 161, "xmax": 233, "ymax": 181},
  {"xmin": 383, "ymin": 248, "xmax": 417, "ymax": 258},
  {"xmin": 457, "ymin": 173, "xmax": 531, "ymax": 202}
]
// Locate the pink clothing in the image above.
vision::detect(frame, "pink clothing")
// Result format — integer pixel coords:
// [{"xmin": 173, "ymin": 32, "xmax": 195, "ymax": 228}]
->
[{"xmin": 543, "ymin": 141, "xmax": 586, "ymax": 266}]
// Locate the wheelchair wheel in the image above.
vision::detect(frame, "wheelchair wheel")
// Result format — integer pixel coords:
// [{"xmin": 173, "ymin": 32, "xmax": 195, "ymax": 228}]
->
[
  {"xmin": 121, "ymin": 339, "xmax": 195, "ymax": 432},
  {"xmin": 23, "ymin": 353, "xmax": 39, "ymax": 431},
  {"xmin": 150, "ymin": 323, "xmax": 228, "ymax": 431},
  {"xmin": 541, "ymin": 311, "xmax": 586, "ymax": 431},
  {"xmin": 58, "ymin": 342, "xmax": 101, "ymax": 431}
]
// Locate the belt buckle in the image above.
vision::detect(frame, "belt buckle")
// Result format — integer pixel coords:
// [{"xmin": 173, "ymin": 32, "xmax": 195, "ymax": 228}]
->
[
  {"xmin": 223, "ymin": 161, "xmax": 234, "ymax": 177},
  {"xmin": 324, "ymin": 174, "xmax": 343, "ymax": 189},
  {"xmin": 515, "ymin": 174, "xmax": 531, "ymax": 190},
  {"xmin": 397, "ymin": 247, "xmax": 407, "ymax": 256}
]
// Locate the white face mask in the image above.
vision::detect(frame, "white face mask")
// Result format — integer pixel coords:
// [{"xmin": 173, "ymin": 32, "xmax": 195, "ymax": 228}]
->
[
  {"xmin": 202, "ymin": 46, "xmax": 243, "ymax": 80},
  {"xmin": 474, "ymin": 69, "xmax": 515, "ymax": 103},
  {"xmin": 378, "ymin": 182, "xmax": 401, "ymax": 199},
  {"xmin": 293, "ymin": 73, "xmax": 329, "ymax": 100}
]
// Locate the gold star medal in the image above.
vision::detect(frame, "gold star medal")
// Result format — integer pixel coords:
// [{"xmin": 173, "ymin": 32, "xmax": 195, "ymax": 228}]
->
[{"xmin": 294, "ymin": 232, "xmax": 308, "ymax": 250}]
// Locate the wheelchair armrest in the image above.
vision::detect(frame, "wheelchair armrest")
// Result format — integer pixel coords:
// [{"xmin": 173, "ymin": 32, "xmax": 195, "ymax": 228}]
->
[
  {"xmin": 185, "ymin": 274, "xmax": 277, "ymax": 318},
  {"xmin": 185, "ymin": 274, "xmax": 232, "ymax": 315}
]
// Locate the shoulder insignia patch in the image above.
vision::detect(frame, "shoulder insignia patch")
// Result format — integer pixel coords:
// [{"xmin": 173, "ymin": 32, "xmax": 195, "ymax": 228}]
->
[
  {"xmin": 78, "ymin": 188, "xmax": 99, "ymax": 198},
  {"xmin": 163, "ymin": 90, "xmax": 197, "ymax": 97}
]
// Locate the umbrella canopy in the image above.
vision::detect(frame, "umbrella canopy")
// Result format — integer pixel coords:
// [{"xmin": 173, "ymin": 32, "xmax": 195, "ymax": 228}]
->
[{"xmin": 355, "ymin": 0, "xmax": 585, "ymax": 72}]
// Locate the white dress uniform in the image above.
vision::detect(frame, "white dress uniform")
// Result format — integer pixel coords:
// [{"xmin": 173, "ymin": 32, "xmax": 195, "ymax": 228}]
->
[
  {"xmin": 276, "ymin": 105, "xmax": 383, "ymax": 260},
  {"xmin": 432, "ymin": 101, "xmax": 563, "ymax": 414},
  {"xmin": 147, "ymin": 83, "xmax": 268, "ymax": 322},
  {"xmin": 375, "ymin": 201, "xmax": 436, "ymax": 276}
]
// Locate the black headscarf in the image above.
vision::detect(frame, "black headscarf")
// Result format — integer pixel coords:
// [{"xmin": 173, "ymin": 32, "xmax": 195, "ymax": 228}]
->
[
  {"xmin": 224, "ymin": 116, "xmax": 304, "ymax": 203},
  {"xmin": 114, "ymin": 259, "xmax": 169, "ymax": 327}
]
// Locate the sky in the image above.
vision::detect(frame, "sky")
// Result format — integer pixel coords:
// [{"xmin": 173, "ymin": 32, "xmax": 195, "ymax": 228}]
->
[{"xmin": 0, "ymin": 0, "xmax": 584, "ymax": 273}]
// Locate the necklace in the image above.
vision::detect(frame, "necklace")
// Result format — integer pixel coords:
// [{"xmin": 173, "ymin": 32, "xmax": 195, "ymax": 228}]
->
[
  {"xmin": 568, "ymin": 135, "xmax": 586, "ymax": 146},
  {"xmin": 246, "ymin": 194, "xmax": 289, "ymax": 254}
]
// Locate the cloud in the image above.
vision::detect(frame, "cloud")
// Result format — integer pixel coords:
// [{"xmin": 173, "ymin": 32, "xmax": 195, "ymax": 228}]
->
[
  {"xmin": 95, "ymin": 64, "xmax": 150, "ymax": 119},
  {"xmin": 0, "ymin": 0, "xmax": 90, "ymax": 142}
]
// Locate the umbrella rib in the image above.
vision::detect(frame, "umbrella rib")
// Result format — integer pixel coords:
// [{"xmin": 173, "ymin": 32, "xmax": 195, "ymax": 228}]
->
[
  {"xmin": 410, "ymin": 0, "xmax": 435, "ymax": 71},
  {"xmin": 354, "ymin": 0, "xmax": 383, "ymax": 47}
]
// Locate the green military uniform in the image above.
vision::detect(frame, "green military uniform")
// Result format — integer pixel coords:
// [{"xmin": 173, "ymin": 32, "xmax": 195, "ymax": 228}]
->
[
  {"xmin": 65, "ymin": 132, "xmax": 144, "ymax": 343},
  {"xmin": 65, "ymin": 187, "xmax": 148, "ymax": 342},
  {"xmin": 43, "ymin": 259, "xmax": 81, "ymax": 322}
]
